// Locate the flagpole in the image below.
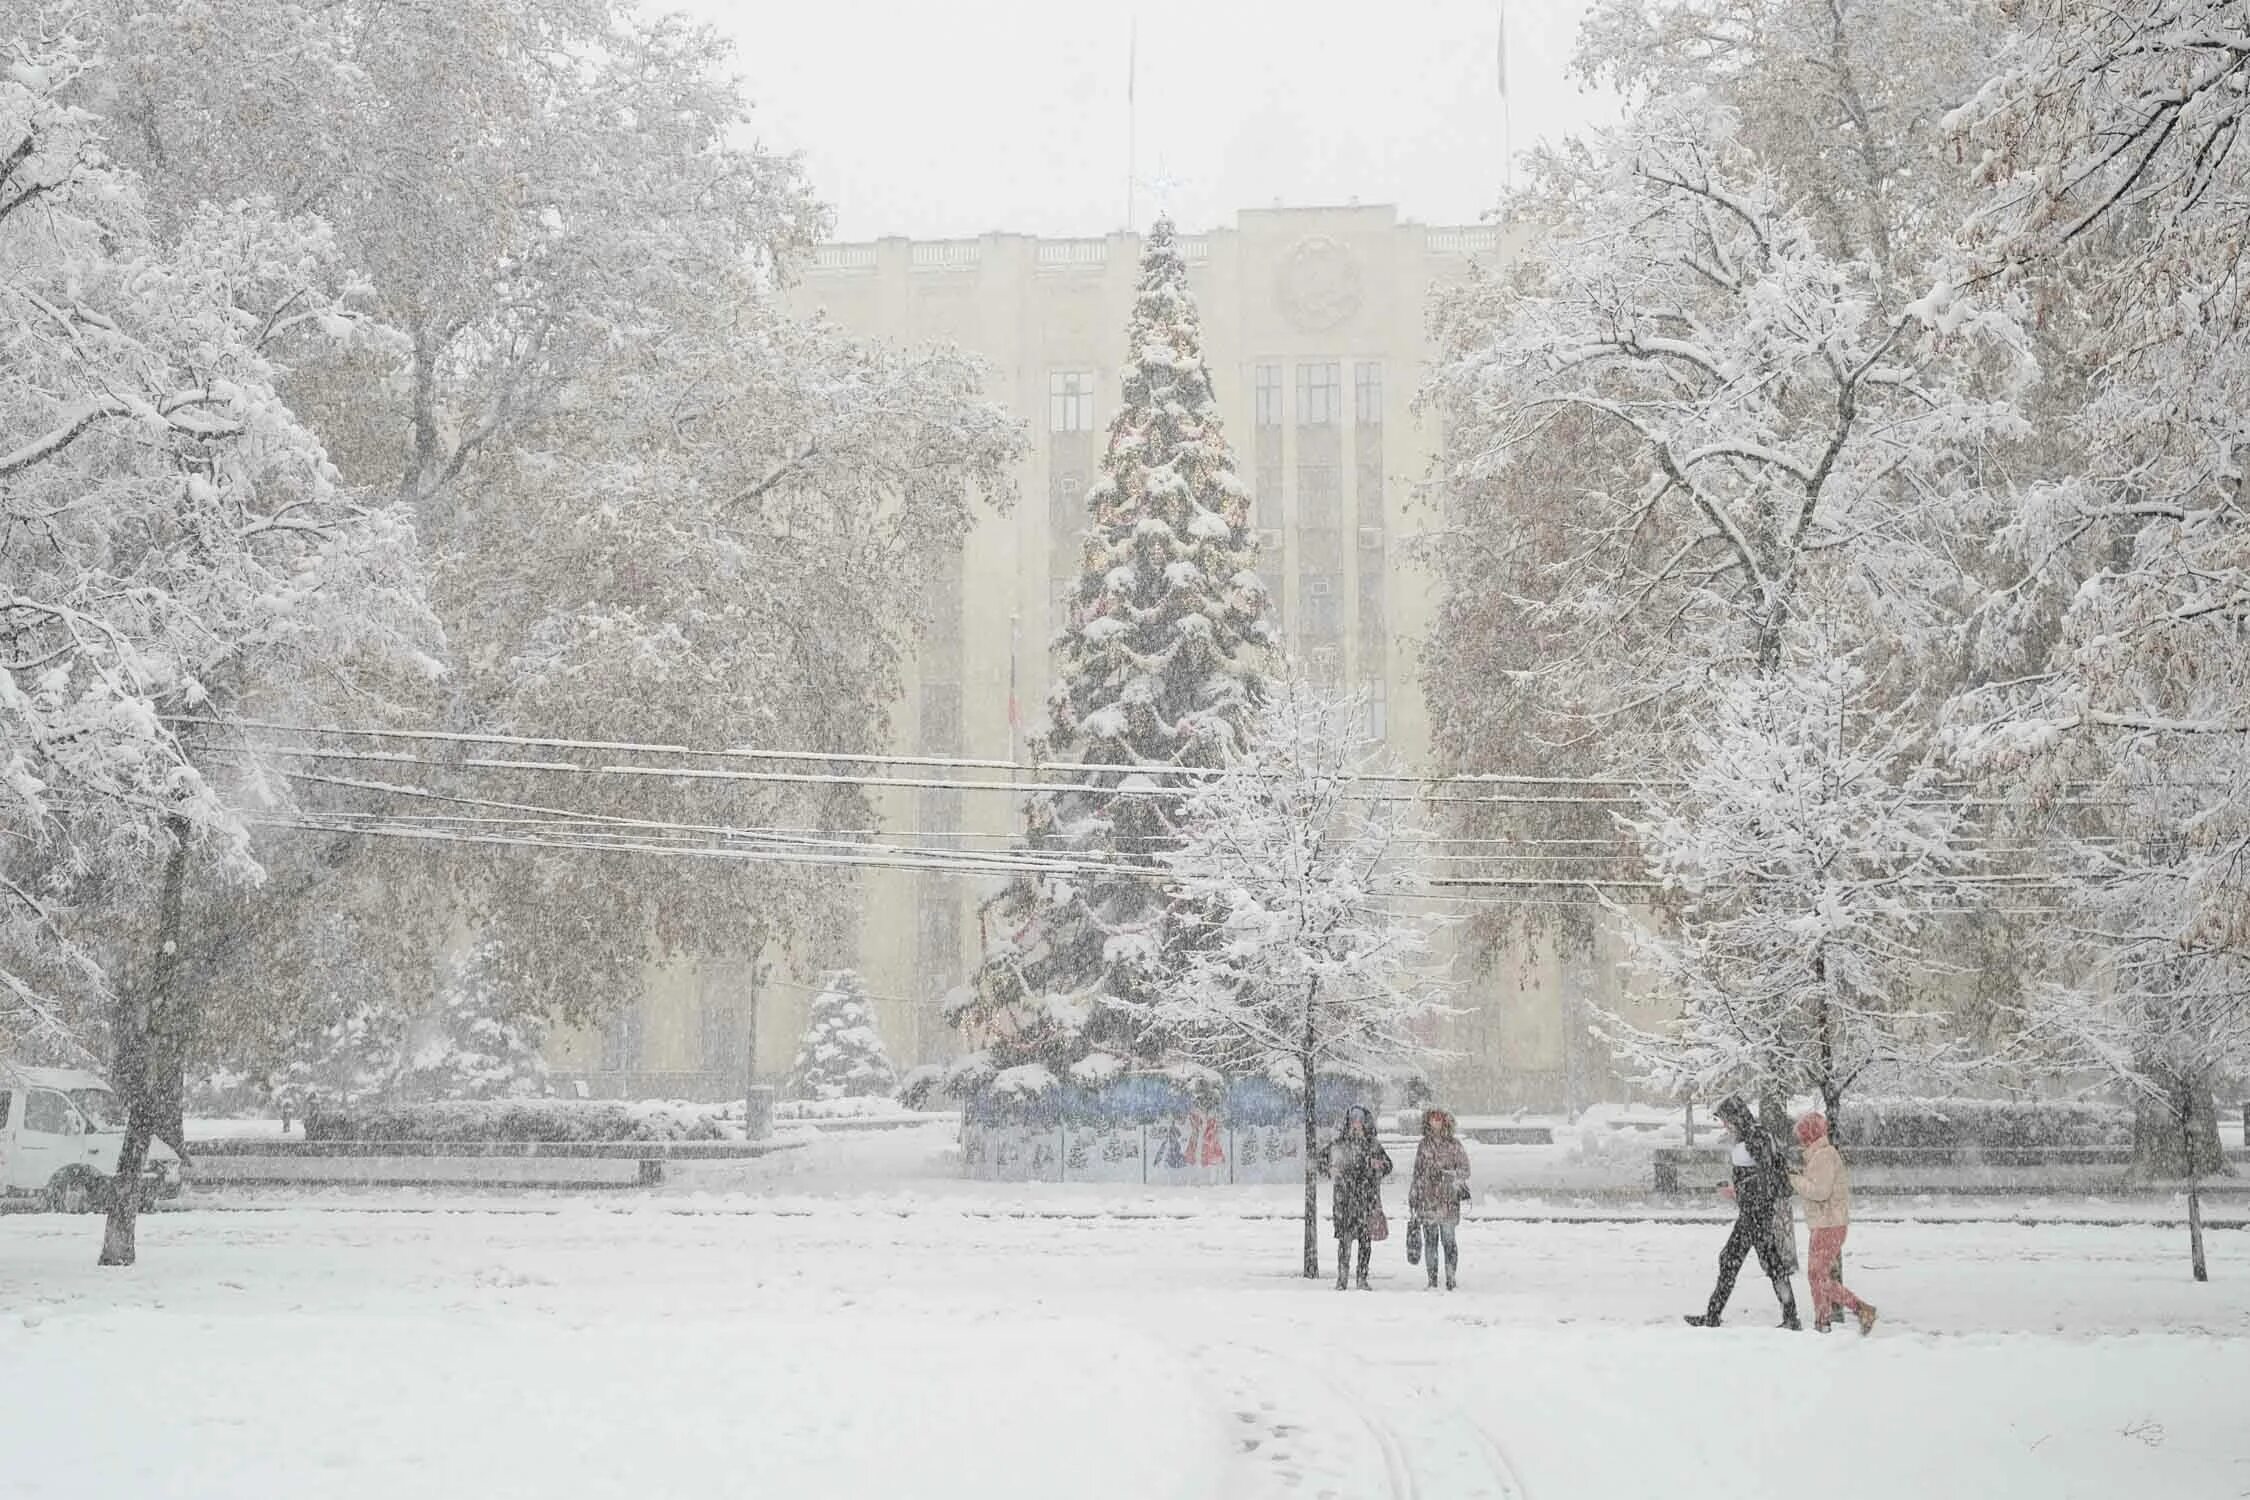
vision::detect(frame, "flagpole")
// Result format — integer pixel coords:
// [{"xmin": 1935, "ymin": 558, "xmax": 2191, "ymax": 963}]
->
[
  {"xmin": 1498, "ymin": 0, "xmax": 1513, "ymax": 196},
  {"xmin": 1126, "ymin": 12, "xmax": 1138, "ymax": 231}
]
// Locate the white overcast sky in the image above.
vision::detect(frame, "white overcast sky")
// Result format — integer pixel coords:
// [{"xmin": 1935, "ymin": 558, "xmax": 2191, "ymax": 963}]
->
[{"xmin": 671, "ymin": 0, "xmax": 1615, "ymax": 240}]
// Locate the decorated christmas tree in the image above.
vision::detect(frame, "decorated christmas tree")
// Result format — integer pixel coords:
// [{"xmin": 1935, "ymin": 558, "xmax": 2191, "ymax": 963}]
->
[{"xmin": 955, "ymin": 217, "xmax": 1272, "ymax": 1093}]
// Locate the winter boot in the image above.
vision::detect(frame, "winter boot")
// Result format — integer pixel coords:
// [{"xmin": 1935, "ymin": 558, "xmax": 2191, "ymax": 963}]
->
[
  {"xmin": 1445, "ymin": 1266, "xmax": 1457, "ymax": 1292},
  {"xmin": 1856, "ymin": 1304, "xmax": 1879, "ymax": 1336},
  {"xmin": 1683, "ymin": 1314, "xmax": 1720, "ymax": 1327},
  {"xmin": 1427, "ymin": 1261, "xmax": 1440, "ymax": 1290},
  {"xmin": 1774, "ymin": 1277, "xmax": 1802, "ymax": 1331}
]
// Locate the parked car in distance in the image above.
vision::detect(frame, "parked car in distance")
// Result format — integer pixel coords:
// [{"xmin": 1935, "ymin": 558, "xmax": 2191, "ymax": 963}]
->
[{"xmin": 0, "ymin": 1066, "xmax": 181, "ymax": 1212}]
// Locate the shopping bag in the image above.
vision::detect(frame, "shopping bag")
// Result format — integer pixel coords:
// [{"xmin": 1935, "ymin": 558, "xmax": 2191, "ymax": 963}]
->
[
  {"xmin": 1367, "ymin": 1203, "xmax": 1389, "ymax": 1242},
  {"xmin": 1405, "ymin": 1217, "xmax": 1422, "ymax": 1265}
]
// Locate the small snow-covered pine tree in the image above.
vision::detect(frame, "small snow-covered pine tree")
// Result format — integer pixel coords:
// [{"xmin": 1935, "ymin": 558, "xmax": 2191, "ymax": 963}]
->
[
  {"xmin": 396, "ymin": 939, "xmax": 550, "ymax": 1102},
  {"xmin": 959, "ymin": 217, "xmax": 1272, "ymax": 1087},
  {"xmin": 785, "ymin": 970, "xmax": 898, "ymax": 1101}
]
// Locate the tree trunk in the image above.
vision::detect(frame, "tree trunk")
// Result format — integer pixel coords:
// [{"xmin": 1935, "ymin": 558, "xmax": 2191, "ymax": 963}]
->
[
  {"xmin": 101, "ymin": 814, "xmax": 192, "ymax": 1267},
  {"xmin": 2130, "ymin": 1069, "xmax": 2227, "ymax": 1181},
  {"xmin": 2178, "ymin": 1091, "xmax": 2211, "ymax": 1282},
  {"xmin": 1301, "ymin": 1035, "xmax": 1320, "ymax": 1279}
]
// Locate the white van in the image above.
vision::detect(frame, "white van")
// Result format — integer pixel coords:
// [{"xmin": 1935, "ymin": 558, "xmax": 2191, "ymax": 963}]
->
[{"xmin": 0, "ymin": 1067, "xmax": 182, "ymax": 1212}]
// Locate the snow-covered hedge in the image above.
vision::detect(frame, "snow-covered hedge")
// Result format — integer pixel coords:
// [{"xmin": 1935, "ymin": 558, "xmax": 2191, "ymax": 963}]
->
[
  {"xmin": 305, "ymin": 1099, "xmax": 735, "ymax": 1144},
  {"xmin": 1844, "ymin": 1097, "xmax": 2130, "ymax": 1151}
]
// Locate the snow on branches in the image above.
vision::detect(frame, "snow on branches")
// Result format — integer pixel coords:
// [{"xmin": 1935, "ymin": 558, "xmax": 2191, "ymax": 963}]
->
[
  {"xmin": 1430, "ymin": 93, "xmax": 2026, "ymax": 718},
  {"xmin": 1945, "ymin": 2, "xmax": 2250, "ymax": 1168},
  {"xmin": 963, "ymin": 218, "xmax": 1271, "ymax": 1082},
  {"xmin": 785, "ymin": 969, "xmax": 899, "ymax": 1102},
  {"xmin": 0, "ymin": 32, "xmax": 437, "ymax": 1052},
  {"xmin": 1594, "ymin": 655, "xmax": 1970, "ymax": 1127},
  {"xmin": 1147, "ymin": 678, "xmax": 1448, "ymax": 1085}
]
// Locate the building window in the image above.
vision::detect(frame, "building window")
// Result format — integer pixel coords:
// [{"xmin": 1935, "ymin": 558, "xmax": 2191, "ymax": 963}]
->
[
  {"xmin": 1050, "ymin": 468, "xmax": 1087, "ymax": 529},
  {"xmin": 1354, "ymin": 361, "xmax": 1383, "ymax": 426},
  {"xmin": 1255, "ymin": 463, "xmax": 1284, "ymax": 529},
  {"xmin": 1362, "ymin": 679, "xmax": 1388, "ymax": 742},
  {"xmin": 699, "ymin": 995, "xmax": 746, "ymax": 1075},
  {"xmin": 1296, "ymin": 362, "xmax": 1341, "ymax": 426},
  {"xmin": 1359, "ymin": 574, "xmax": 1387, "ymax": 660},
  {"xmin": 1298, "ymin": 463, "xmax": 1342, "ymax": 529},
  {"xmin": 1307, "ymin": 645, "xmax": 1343, "ymax": 689},
  {"xmin": 1300, "ymin": 572, "xmax": 1342, "ymax": 638},
  {"xmin": 1049, "ymin": 371, "xmax": 1096, "ymax": 432},
  {"xmin": 1254, "ymin": 363, "xmax": 1283, "ymax": 428},
  {"xmin": 599, "ymin": 1009, "xmax": 642, "ymax": 1074}
]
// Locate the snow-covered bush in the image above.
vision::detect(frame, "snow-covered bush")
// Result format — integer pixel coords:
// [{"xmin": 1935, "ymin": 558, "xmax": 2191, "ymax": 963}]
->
[
  {"xmin": 394, "ymin": 940, "xmax": 549, "ymax": 1103},
  {"xmin": 1846, "ymin": 1097, "xmax": 2130, "ymax": 1153},
  {"xmin": 305, "ymin": 1099, "xmax": 733, "ymax": 1144},
  {"xmin": 896, "ymin": 1064, "xmax": 947, "ymax": 1112},
  {"xmin": 783, "ymin": 970, "xmax": 898, "ymax": 1101}
]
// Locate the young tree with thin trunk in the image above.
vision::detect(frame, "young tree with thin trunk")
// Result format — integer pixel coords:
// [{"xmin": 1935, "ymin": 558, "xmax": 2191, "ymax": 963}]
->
[
  {"xmin": 1594, "ymin": 656, "xmax": 1972, "ymax": 1136},
  {"xmin": 1141, "ymin": 680, "xmax": 1447, "ymax": 1278}
]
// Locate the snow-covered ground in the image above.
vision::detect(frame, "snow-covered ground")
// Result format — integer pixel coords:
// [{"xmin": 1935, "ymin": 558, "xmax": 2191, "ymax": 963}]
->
[{"xmin": 4, "ymin": 1122, "xmax": 2246, "ymax": 1499}]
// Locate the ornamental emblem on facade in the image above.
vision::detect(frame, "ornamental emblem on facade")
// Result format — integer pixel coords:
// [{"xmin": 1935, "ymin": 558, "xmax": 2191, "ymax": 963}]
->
[{"xmin": 1277, "ymin": 235, "xmax": 1364, "ymax": 333}]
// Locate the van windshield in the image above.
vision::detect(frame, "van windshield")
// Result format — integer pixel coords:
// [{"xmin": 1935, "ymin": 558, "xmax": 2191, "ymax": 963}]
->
[{"xmin": 69, "ymin": 1088, "xmax": 124, "ymax": 1131}]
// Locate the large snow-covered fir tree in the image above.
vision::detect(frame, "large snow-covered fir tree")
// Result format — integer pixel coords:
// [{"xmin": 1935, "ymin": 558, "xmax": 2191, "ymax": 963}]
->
[
  {"xmin": 956, "ymin": 218, "xmax": 1272, "ymax": 1091},
  {"xmin": 1145, "ymin": 678, "xmax": 1447, "ymax": 1276},
  {"xmin": 785, "ymin": 970, "xmax": 898, "ymax": 1102}
]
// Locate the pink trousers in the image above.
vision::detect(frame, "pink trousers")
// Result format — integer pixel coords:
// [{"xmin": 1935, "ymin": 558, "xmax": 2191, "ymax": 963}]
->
[{"xmin": 1807, "ymin": 1225, "xmax": 1864, "ymax": 1324}]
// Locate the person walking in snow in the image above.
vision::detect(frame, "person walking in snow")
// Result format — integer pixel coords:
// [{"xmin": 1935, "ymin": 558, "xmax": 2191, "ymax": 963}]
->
[
  {"xmin": 1325, "ymin": 1105, "xmax": 1392, "ymax": 1290},
  {"xmin": 1790, "ymin": 1113, "xmax": 1878, "ymax": 1334},
  {"xmin": 1409, "ymin": 1108, "xmax": 1472, "ymax": 1291},
  {"xmin": 1685, "ymin": 1095, "xmax": 1802, "ymax": 1330}
]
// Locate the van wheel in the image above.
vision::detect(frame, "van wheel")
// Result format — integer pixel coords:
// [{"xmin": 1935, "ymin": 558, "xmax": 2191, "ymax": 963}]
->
[{"xmin": 44, "ymin": 1171, "xmax": 101, "ymax": 1214}]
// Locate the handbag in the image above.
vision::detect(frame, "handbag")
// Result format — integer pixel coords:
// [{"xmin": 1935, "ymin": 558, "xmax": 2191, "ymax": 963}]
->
[
  {"xmin": 1405, "ymin": 1217, "xmax": 1422, "ymax": 1264},
  {"xmin": 1367, "ymin": 1202, "xmax": 1389, "ymax": 1242}
]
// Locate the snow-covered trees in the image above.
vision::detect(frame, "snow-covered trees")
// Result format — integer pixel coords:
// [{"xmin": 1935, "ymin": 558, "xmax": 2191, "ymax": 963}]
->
[
  {"xmin": 77, "ymin": 0, "xmax": 1022, "ymax": 1031},
  {"xmin": 0, "ymin": 31, "xmax": 439, "ymax": 1262},
  {"xmin": 1143, "ymin": 679, "xmax": 1446, "ymax": 1275},
  {"xmin": 961, "ymin": 218, "xmax": 1272, "ymax": 1085},
  {"xmin": 1426, "ymin": 85, "xmax": 2023, "ymax": 1112},
  {"xmin": 1595, "ymin": 658, "xmax": 1969, "ymax": 1133},
  {"xmin": 1944, "ymin": 1, "xmax": 2250, "ymax": 1192},
  {"xmin": 785, "ymin": 970, "xmax": 898, "ymax": 1102},
  {"xmin": 1432, "ymin": 94, "xmax": 2024, "ymax": 702},
  {"xmin": 395, "ymin": 939, "xmax": 549, "ymax": 1103}
]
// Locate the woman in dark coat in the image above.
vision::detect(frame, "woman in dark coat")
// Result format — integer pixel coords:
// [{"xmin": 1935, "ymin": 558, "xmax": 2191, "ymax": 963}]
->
[
  {"xmin": 1325, "ymin": 1105, "xmax": 1393, "ymax": 1290},
  {"xmin": 1684, "ymin": 1095, "xmax": 1801, "ymax": 1329}
]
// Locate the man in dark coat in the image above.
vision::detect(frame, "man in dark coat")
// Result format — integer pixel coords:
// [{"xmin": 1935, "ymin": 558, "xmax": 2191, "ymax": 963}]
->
[
  {"xmin": 1324, "ymin": 1105, "xmax": 1393, "ymax": 1290},
  {"xmin": 1684, "ymin": 1096, "xmax": 1802, "ymax": 1329}
]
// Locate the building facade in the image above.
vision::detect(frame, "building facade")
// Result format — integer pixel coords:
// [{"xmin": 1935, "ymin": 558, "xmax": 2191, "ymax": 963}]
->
[{"xmin": 545, "ymin": 205, "xmax": 1646, "ymax": 1111}]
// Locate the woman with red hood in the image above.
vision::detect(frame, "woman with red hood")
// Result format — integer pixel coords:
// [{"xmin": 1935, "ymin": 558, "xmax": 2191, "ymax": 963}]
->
[{"xmin": 1790, "ymin": 1112, "xmax": 1878, "ymax": 1334}]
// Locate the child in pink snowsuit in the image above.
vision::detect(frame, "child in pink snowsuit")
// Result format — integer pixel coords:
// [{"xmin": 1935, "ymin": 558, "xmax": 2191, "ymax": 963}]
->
[{"xmin": 1790, "ymin": 1113, "xmax": 1878, "ymax": 1334}]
